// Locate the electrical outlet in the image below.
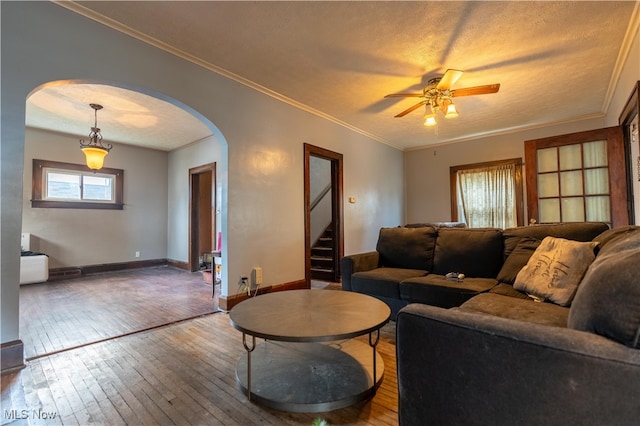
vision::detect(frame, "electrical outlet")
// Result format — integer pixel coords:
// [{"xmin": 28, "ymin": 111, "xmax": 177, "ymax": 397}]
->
[
  {"xmin": 135, "ymin": 251, "xmax": 140, "ymax": 258},
  {"xmin": 252, "ymin": 267, "xmax": 262, "ymax": 286},
  {"xmin": 240, "ymin": 276, "xmax": 249, "ymax": 295}
]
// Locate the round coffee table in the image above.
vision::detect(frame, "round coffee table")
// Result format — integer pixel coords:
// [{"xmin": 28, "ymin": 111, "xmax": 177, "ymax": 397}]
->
[{"xmin": 229, "ymin": 289, "xmax": 391, "ymax": 412}]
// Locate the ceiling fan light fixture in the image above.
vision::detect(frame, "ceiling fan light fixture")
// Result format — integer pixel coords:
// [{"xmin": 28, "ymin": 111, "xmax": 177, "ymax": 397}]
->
[
  {"xmin": 385, "ymin": 69, "xmax": 500, "ymax": 127},
  {"xmin": 79, "ymin": 103, "xmax": 112, "ymax": 171},
  {"xmin": 423, "ymin": 111, "xmax": 437, "ymax": 127},
  {"xmin": 445, "ymin": 102, "xmax": 459, "ymax": 118}
]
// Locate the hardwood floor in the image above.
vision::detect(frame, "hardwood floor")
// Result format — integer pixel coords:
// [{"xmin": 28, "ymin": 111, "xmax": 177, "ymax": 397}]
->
[
  {"xmin": 19, "ymin": 266, "xmax": 219, "ymax": 360},
  {"xmin": 2, "ymin": 269, "xmax": 399, "ymax": 425}
]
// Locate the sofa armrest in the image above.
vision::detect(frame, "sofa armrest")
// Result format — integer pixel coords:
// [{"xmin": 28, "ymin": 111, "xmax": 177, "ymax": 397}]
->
[
  {"xmin": 396, "ymin": 303, "xmax": 640, "ymax": 426},
  {"xmin": 340, "ymin": 251, "xmax": 380, "ymax": 291}
]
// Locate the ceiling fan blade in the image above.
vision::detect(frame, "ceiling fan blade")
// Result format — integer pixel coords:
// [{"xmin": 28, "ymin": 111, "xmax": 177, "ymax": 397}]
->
[
  {"xmin": 385, "ymin": 93, "xmax": 424, "ymax": 98},
  {"xmin": 436, "ymin": 69, "xmax": 464, "ymax": 90},
  {"xmin": 394, "ymin": 100, "xmax": 427, "ymax": 117},
  {"xmin": 451, "ymin": 84, "xmax": 500, "ymax": 97}
]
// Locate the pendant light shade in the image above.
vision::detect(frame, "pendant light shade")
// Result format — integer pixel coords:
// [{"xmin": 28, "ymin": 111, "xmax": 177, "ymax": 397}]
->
[
  {"xmin": 81, "ymin": 146, "xmax": 110, "ymax": 170},
  {"xmin": 79, "ymin": 103, "xmax": 112, "ymax": 171},
  {"xmin": 445, "ymin": 102, "xmax": 459, "ymax": 118},
  {"xmin": 423, "ymin": 114, "xmax": 437, "ymax": 127},
  {"xmin": 424, "ymin": 105, "xmax": 437, "ymax": 127}
]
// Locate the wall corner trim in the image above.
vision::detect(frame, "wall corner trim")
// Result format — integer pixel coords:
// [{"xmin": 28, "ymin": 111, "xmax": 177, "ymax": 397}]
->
[{"xmin": 1, "ymin": 340, "xmax": 25, "ymax": 375}]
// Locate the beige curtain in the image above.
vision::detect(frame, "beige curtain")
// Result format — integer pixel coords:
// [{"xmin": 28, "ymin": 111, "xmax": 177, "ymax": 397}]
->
[{"xmin": 457, "ymin": 163, "xmax": 517, "ymax": 228}]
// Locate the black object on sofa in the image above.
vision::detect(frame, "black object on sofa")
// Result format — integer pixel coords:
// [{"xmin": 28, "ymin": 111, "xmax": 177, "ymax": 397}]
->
[
  {"xmin": 395, "ymin": 225, "xmax": 640, "ymax": 425},
  {"xmin": 341, "ymin": 222, "xmax": 610, "ymax": 318}
]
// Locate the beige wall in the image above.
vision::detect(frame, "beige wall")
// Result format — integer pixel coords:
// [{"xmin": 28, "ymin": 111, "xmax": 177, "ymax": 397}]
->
[
  {"xmin": 405, "ymin": 17, "xmax": 640, "ymax": 225},
  {"xmin": 1, "ymin": 2, "xmax": 404, "ymax": 346},
  {"xmin": 404, "ymin": 118, "xmax": 606, "ymax": 224},
  {"xmin": 22, "ymin": 128, "xmax": 168, "ymax": 269},
  {"xmin": 167, "ymin": 135, "xmax": 225, "ymax": 264}
]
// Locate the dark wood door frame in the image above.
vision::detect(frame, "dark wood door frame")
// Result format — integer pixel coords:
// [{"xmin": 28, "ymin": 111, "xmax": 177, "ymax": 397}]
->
[
  {"xmin": 189, "ymin": 163, "xmax": 216, "ymax": 272},
  {"xmin": 524, "ymin": 127, "xmax": 628, "ymax": 227},
  {"xmin": 619, "ymin": 81, "xmax": 639, "ymax": 224},
  {"xmin": 304, "ymin": 143, "xmax": 343, "ymax": 285}
]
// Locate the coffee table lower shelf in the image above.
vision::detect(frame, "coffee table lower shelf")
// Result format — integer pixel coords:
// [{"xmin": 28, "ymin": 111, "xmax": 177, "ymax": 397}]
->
[{"xmin": 235, "ymin": 339, "xmax": 384, "ymax": 413}]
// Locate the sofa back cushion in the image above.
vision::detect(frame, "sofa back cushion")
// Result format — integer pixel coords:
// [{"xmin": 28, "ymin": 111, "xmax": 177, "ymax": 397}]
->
[
  {"xmin": 432, "ymin": 228, "xmax": 503, "ymax": 278},
  {"xmin": 377, "ymin": 226, "xmax": 437, "ymax": 271},
  {"xmin": 593, "ymin": 225, "xmax": 640, "ymax": 253},
  {"xmin": 502, "ymin": 222, "xmax": 609, "ymax": 260},
  {"xmin": 568, "ymin": 226, "xmax": 640, "ymax": 348},
  {"xmin": 496, "ymin": 236, "xmax": 541, "ymax": 284}
]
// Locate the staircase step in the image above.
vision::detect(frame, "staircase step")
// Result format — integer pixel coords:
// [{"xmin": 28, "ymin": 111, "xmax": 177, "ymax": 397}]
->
[
  {"xmin": 311, "ymin": 247, "xmax": 333, "ymax": 255},
  {"xmin": 311, "ymin": 254, "xmax": 333, "ymax": 259},
  {"xmin": 311, "ymin": 256, "xmax": 334, "ymax": 269},
  {"xmin": 316, "ymin": 238, "xmax": 333, "ymax": 247},
  {"xmin": 311, "ymin": 268, "xmax": 335, "ymax": 281},
  {"xmin": 311, "ymin": 223, "xmax": 336, "ymax": 281}
]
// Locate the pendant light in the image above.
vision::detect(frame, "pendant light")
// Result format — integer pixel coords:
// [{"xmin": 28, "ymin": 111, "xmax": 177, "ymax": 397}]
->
[{"xmin": 79, "ymin": 103, "xmax": 112, "ymax": 171}]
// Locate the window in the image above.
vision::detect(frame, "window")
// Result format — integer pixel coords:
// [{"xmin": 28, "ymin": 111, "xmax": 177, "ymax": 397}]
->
[
  {"xmin": 524, "ymin": 127, "xmax": 627, "ymax": 227},
  {"xmin": 32, "ymin": 159, "xmax": 124, "ymax": 210},
  {"xmin": 450, "ymin": 158, "xmax": 524, "ymax": 228},
  {"xmin": 536, "ymin": 141, "xmax": 610, "ymax": 223}
]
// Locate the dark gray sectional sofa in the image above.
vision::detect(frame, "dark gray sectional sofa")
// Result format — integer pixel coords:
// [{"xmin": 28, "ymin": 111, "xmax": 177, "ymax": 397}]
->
[
  {"xmin": 341, "ymin": 222, "xmax": 609, "ymax": 318},
  {"xmin": 341, "ymin": 222, "xmax": 640, "ymax": 425}
]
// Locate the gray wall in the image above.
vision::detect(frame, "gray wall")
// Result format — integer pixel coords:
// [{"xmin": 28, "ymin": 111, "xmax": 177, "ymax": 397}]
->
[
  {"xmin": 1, "ymin": 2, "xmax": 404, "ymax": 346},
  {"xmin": 22, "ymin": 128, "xmax": 168, "ymax": 268},
  {"xmin": 167, "ymin": 135, "xmax": 225, "ymax": 263}
]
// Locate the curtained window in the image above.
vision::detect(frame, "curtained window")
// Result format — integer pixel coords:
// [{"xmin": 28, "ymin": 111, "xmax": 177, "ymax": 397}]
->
[{"xmin": 451, "ymin": 158, "xmax": 523, "ymax": 228}]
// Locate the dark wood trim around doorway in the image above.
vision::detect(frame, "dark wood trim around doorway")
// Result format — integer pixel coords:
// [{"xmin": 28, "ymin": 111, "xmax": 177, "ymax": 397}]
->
[
  {"xmin": 189, "ymin": 163, "xmax": 216, "ymax": 272},
  {"xmin": 304, "ymin": 143, "xmax": 344, "ymax": 286}
]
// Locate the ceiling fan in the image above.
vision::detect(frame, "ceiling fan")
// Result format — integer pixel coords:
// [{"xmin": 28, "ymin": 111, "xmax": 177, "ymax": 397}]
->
[{"xmin": 385, "ymin": 69, "xmax": 500, "ymax": 126}]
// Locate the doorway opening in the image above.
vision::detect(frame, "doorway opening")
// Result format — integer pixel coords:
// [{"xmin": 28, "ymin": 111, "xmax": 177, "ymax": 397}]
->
[
  {"xmin": 304, "ymin": 144, "xmax": 343, "ymax": 285},
  {"xmin": 190, "ymin": 163, "xmax": 216, "ymax": 272}
]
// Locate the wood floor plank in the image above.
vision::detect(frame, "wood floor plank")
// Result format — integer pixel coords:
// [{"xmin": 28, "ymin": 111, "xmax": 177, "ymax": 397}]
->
[{"xmin": 3, "ymin": 269, "xmax": 399, "ymax": 425}]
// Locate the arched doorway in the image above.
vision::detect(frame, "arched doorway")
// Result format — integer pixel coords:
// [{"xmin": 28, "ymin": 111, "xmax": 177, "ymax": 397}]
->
[{"xmin": 19, "ymin": 80, "xmax": 229, "ymax": 359}]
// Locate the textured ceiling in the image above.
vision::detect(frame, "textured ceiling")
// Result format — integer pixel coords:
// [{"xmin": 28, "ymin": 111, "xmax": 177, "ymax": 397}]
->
[
  {"xmin": 29, "ymin": 1, "xmax": 639, "ymax": 151},
  {"xmin": 26, "ymin": 84, "xmax": 212, "ymax": 151}
]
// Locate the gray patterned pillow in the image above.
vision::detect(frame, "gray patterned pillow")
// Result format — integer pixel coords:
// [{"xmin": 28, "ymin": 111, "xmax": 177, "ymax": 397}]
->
[{"xmin": 514, "ymin": 237, "xmax": 598, "ymax": 306}]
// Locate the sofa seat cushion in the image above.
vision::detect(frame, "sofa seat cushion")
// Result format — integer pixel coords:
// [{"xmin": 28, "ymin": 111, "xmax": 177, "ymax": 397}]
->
[
  {"xmin": 569, "ymin": 227, "xmax": 640, "ymax": 348},
  {"xmin": 376, "ymin": 226, "xmax": 437, "ymax": 270},
  {"xmin": 351, "ymin": 267, "xmax": 427, "ymax": 299},
  {"xmin": 432, "ymin": 228, "xmax": 504, "ymax": 278},
  {"xmin": 459, "ymin": 293, "xmax": 569, "ymax": 327},
  {"xmin": 489, "ymin": 283, "xmax": 530, "ymax": 300},
  {"xmin": 400, "ymin": 274, "xmax": 497, "ymax": 308}
]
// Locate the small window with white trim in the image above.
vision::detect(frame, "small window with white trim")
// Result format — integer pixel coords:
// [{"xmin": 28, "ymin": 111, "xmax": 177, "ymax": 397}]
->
[{"xmin": 32, "ymin": 159, "xmax": 124, "ymax": 210}]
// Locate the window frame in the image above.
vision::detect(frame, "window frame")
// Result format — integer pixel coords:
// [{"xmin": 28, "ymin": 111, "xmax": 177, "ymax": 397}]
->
[
  {"xmin": 32, "ymin": 159, "xmax": 124, "ymax": 210},
  {"xmin": 449, "ymin": 158, "xmax": 524, "ymax": 227},
  {"xmin": 524, "ymin": 127, "xmax": 627, "ymax": 227}
]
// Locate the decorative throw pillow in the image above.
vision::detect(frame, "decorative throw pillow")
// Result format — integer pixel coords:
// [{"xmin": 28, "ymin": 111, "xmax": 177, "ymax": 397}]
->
[
  {"xmin": 514, "ymin": 236, "xmax": 598, "ymax": 306},
  {"xmin": 496, "ymin": 237, "xmax": 541, "ymax": 284}
]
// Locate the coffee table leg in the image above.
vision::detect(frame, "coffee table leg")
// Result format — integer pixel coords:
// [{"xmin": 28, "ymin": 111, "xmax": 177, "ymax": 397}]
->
[
  {"xmin": 242, "ymin": 333, "xmax": 256, "ymax": 400},
  {"xmin": 369, "ymin": 329, "xmax": 381, "ymax": 386}
]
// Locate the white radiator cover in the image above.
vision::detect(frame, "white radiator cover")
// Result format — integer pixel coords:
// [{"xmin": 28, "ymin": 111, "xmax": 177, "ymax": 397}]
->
[{"xmin": 20, "ymin": 255, "xmax": 49, "ymax": 285}]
